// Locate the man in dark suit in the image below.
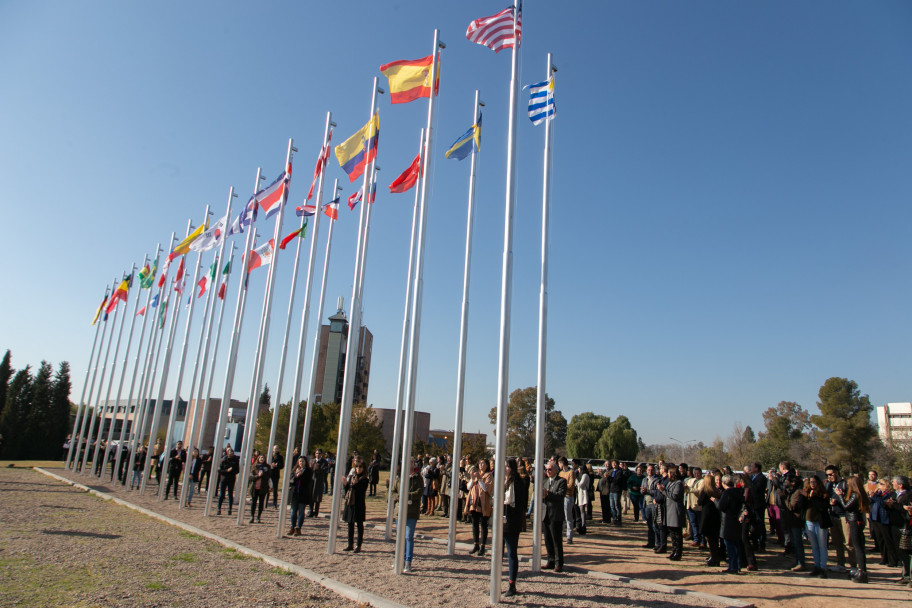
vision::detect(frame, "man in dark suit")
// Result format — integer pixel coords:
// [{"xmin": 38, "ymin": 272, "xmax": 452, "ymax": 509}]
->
[{"xmin": 542, "ymin": 461, "xmax": 567, "ymax": 572}]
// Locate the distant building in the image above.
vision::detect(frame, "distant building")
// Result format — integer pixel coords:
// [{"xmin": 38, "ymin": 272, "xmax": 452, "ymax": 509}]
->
[
  {"xmin": 372, "ymin": 408, "xmax": 430, "ymax": 458},
  {"xmin": 312, "ymin": 298, "xmax": 372, "ymax": 406},
  {"xmin": 428, "ymin": 429, "xmax": 487, "ymax": 451},
  {"xmin": 876, "ymin": 402, "xmax": 912, "ymax": 449}
]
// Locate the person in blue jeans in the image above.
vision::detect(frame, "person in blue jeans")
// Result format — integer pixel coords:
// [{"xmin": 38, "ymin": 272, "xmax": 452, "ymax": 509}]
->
[
  {"xmin": 287, "ymin": 456, "xmax": 312, "ymax": 536},
  {"xmin": 716, "ymin": 474, "xmax": 744, "ymax": 574},
  {"xmin": 607, "ymin": 460, "xmax": 626, "ymax": 525},
  {"xmin": 396, "ymin": 459, "xmax": 423, "ymax": 573}
]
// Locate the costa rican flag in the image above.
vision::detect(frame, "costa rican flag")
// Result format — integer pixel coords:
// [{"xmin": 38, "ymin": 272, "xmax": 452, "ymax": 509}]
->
[
  {"xmin": 347, "ymin": 190, "xmax": 362, "ymax": 211},
  {"xmin": 296, "ymin": 203, "xmax": 317, "ymax": 217},
  {"xmin": 323, "ymin": 197, "xmax": 340, "ymax": 220},
  {"xmin": 254, "ymin": 164, "xmax": 291, "ymax": 220}
]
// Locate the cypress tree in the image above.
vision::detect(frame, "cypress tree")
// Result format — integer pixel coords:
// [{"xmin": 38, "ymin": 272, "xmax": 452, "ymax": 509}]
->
[
  {"xmin": 0, "ymin": 366, "xmax": 32, "ymax": 459},
  {"xmin": 0, "ymin": 350, "xmax": 12, "ymax": 419},
  {"xmin": 50, "ymin": 362, "xmax": 72, "ymax": 459},
  {"xmin": 27, "ymin": 362, "xmax": 54, "ymax": 459}
]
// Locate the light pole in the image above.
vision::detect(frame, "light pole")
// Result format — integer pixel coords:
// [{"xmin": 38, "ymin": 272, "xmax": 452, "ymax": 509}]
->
[{"xmin": 669, "ymin": 436, "xmax": 696, "ymax": 464}]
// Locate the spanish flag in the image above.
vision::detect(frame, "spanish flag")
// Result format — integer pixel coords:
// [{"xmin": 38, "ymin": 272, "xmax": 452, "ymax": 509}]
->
[
  {"xmin": 379, "ymin": 55, "xmax": 440, "ymax": 104},
  {"xmin": 105, "ymin": 279, "xmax": 130, "ymax": 314}
]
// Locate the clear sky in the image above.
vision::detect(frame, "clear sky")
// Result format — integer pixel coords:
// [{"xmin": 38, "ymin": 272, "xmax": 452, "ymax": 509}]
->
[{"xmin": 2, "ymin": 1, "xmax": 911, "ymax": 448}]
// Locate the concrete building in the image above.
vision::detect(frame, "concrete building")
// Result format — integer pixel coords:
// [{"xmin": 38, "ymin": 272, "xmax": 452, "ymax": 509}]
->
[
  {"xmin": 428, "ymin": 429, "xmax": 487, "ymax": 451},
  {"xmin": 372, "ymin": 407, "xmax": 430, "ymax": 457},
  {"xmin": 312, "ymin": 298, "xmax": 372, "ymax": 406},
  {"xmin": 876, "ymin": 402, "xmax": 912, "ymax": 448}
]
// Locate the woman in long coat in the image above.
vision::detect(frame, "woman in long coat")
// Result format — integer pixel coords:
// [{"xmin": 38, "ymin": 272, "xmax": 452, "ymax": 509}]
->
[
  {"xmin": 662, "ymin": 466, "xmax": 686, "ymax": 561},
  {"xmin": 342, "ymin": 460, "xmax": 369, "ymax": 552}
]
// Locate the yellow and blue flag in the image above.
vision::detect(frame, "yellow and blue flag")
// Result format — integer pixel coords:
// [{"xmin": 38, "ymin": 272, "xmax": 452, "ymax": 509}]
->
[
  {"xmin": 335, "ymin": 113, "xmax": 379, "ymax": 183},
  {"xmin": 444, "ymin": 114, "xmax": 482, "ymax": 161}
]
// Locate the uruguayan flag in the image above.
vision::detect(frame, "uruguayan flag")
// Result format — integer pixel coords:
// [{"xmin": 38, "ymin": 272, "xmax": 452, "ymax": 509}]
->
[{"xmin": 524, "ymin": 77, "xmax": 555, "ymax": 126}]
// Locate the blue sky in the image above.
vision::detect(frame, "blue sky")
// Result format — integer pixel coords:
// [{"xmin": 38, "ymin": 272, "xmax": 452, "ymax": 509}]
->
[{"xmin": 2, "ymin": 1, "xmax": 911, "ymax": 448}]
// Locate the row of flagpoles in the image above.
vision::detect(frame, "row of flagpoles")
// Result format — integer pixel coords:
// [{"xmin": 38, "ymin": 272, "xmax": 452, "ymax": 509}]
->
[{"xmin": 63, "ymin": 0, "xmax": 557, "ymax": 598}]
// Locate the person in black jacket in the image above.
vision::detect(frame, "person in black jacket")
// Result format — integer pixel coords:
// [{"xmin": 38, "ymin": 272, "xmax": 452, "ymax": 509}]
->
[
  {"xmin": 342, "ymin": 459, "xmax": 369, "ymax": 552},
  {"xmin": 217, "ymin": 446, "xmax": 240, "ymax": 516},
  {"xmin": 164, "ymin": 441, "xmax": 186, "ymax": 500},
  {"xmin": 502, "ymin": 458, "xmax": 525, "ymax": 598},
  {"xmin": 833, "ymin": 475, "xmax": 870, "ymax": 583},
  {"xmin": 541, "ymin": 460, "xmax": 567, "ymax": 572},
  {"xmin": 269, "ymin": 445, "xmax": 284, "ymax": 509},
  {"xmin": 185, "ymin": 447, "xmax": 203, "ymax": 507},
  {"xmin": 716, "ymin": 474, "xmax": 745, "ymax": 574},
  {"xmin": 287, "ymin": 456, "xmax": 312, "ymax": 536},
  {"xmin": 747, "ymin": 462, "xmax": 768, "ymax": 551},
  {"xmin": 887, "ymin": 475, "xmax": 911, "ymax": 583},
  {"xmin": 248, "ymin": 454, "xmax": 270, "ymax": 523}
]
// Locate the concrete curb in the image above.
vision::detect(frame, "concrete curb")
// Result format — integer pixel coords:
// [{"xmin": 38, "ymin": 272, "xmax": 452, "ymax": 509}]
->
[{"xmin": 36, "ymin": 468, "xmax": 408, "ymax": 608}]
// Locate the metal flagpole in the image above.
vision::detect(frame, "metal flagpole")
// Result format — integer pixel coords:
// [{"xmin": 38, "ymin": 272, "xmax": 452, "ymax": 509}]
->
[
  {"xmin": 102, "ymin": 259, "xmax": 146, "ymax": 480},
  {"xmin": 236, "ymin": 140, "xmax": 296, "ymax": 525},
  {"xmin": 127, "ymin": 234, "xmax": 175, "ymax": 486},
  {"xmin": 300, "ymin": 179, "xmax": 341, "ymax": 458},
  {"xmin": 448, "ymin": 91, "xmax": 483, "ymax": 553},
  {"xmin": 74, "ymin": 279, "xmax": 116, "ymax": 471},
  {"xmin": 491, "ymin": 1, "xmax": 522, "ymax": 599},
  {"xmin": 82, "ymin": 278, "xmax": 128, "ymax": 478},
  {"xmin": 66, "ymin": 285, "xmax": 108, "ymax": 469},
  {"xmin": 159, "ymin": 207, "xmax": 212, "ymax": 501},
  {"xmin": 328, "ymin": 78, "xmax": 384, "ymax": 554},
  {"xmin": 385, "ymin": 128, "xmax": 423, "ymax": 541},
  {"xmin": 276, "ymin": 114, "xmax": 334, "ymax": 538},
  {"xmin": 90, "ymin": 270, "xmax": 133, "ymax": 478},
  {"xmin": 114, "ymin": 246, "xmax": 161, "ymax": 482},
  {"xmin": 180, "ymin": 192, "xmax": 235, "ymax": 509},
  {"xmin": 197, "ymin": 242, "xmax": 235, "ymax": 451},
  {"xmin": 533, "ymin": 53, "xmax": 557, "ymax": 573},
  {"xmin": 394, "ymin": 29, "xmax": 443, "ymax": 573},
  {"xmin": 141, "ymin": 220, "xmax": 193, "ymax": 495},
  {"xmin": 204, "ymin": 170, "xmax": 263, "ymax": 518}
]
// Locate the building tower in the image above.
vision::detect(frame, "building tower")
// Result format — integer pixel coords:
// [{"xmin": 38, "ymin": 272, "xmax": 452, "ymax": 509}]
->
[{"xmin": 313, "ymin": 297, "xmax": 373, "ymax": 405}]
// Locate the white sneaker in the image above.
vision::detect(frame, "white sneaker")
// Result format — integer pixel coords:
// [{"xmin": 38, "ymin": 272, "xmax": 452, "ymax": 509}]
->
[{"xmin": 403, "ymin": 562, "xmax": 412, "ymax": 573}]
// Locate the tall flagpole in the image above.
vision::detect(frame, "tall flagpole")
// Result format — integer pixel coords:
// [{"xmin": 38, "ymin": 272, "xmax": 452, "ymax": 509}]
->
[
  {"xmin": 196, "ymin": 241, "xmax": 236, "ymax": 452},
  {"xmin": 395, "ymin": 28, "xmax": 443, "ymax": 572},
  {"xmin": 141, "ymin": 220, "xmax": 193, "ymax": 495},
  {"xmin": 66, "ymin": 286, "xmax": 108, "ymax": 469},
  {"xmin": 300, "ymin": 179, "xmax": 341, "ymax": 458},
  {"xmin": 114, "ymin": 246, "xmax": 161, "ymax": 482},
  {"xmin": 448, "ymin": 91, "xmax": 483, "ymax": 553},
  {"xmin": 178, "ymin": 193, "xmax": 234, "ymax": 510},
  {"xmin": 83, "ymin": 276, "xmax": 128, "ymax": 479},
  {"xmin": 159, "ymin": 206, "xmax": 213, "ymax": 501},
  {"xmin": 491, "ymin": 1, "xmax": 521, "ymax": 599},
  {"xmin": 204, "ymin": 170, "xmax": 263, "ymax": 518},
  {"xmin": 102, "ymin": 260, "xmax": 146, "ymax": 478},
  {"xmin": 236, "ymin": 139, "xmax": 296, "ymax": 526},
  {"xmin": 126, "ymin": 234, "xmax": 176, "ymax": 484},
  {"xmin": 277, "ymin": 114, "xmax": 334, "ymax": 538},
  {"xmin": 73, "ymin": 280, "xmax": 116, "ymax": 471},
  {"xmin": 328, "ymin": 79, "xmax": 384, "ymax": 554},
  {"xmin": 385, "ymin": 128, "xmax": 424, "ymax": 541},
  {"xmin": 533, "ymin": 53, "xmax": 557, "ymax": 573}
]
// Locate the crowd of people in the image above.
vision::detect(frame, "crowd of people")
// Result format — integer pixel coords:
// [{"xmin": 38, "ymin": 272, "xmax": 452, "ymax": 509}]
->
[{"xmin": 64, "ymin": 438, "xmax": 912, "ymax": 598}]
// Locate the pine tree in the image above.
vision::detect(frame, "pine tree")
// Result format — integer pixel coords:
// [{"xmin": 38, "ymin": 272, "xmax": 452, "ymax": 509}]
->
[
  {"xmin": 50, "ymin": 362, "xmax": 72, "ymax": 459},
  {"xmin": 0, "ymin": 366, "xmax": 32, "ymax": 459},
  {"xmin": 811, "ymin": 377, "xmax": 877, "ymax": 474},
  {"xmin": 27, "ymin": 362, "xmax": 54, "ymax": 459},
  {"xmin": 0, "ymin": 350, "xmax": 12, "ymax": 419}
]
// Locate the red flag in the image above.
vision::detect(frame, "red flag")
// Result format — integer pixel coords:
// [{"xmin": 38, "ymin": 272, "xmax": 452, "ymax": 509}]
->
[
  {"xmin": 172, "ymin": 257, "xmax": 185, "ymax": 292},
  {"xmin": 217, "ymin": 282, "xmax": 227, "ymax": 300},
  {"xmin": 279, "ymin": 222, "xmax": 307, "ymax": 250},
  {"xmin": 306, "ymin": 130, "xmax": 333, "ymax": 201},
  {"xmin": 324, "ymin": 197, "xmax": 340, "ymax": 220},
  {"xmin": 388, "ymin": 154, "xmax": 421, "ymax": 193}
]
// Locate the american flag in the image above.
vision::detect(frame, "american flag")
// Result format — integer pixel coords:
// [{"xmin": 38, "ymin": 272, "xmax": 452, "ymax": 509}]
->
[{"xmin": 466, "ymin": 3, "xmax": 522, "ymax": 53}]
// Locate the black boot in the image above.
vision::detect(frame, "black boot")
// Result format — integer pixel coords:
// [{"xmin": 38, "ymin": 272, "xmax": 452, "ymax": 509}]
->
[
  {"xmin": 504, "ymin": 582, "xmax": 516, "ymax": 597},
  {"xmin": 470, "ymin": 544, "xmax": 479, "ymax": 555}
]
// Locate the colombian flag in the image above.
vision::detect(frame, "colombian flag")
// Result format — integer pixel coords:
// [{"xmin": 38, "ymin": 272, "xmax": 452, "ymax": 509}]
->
[
  {"xmin": 379, "ymin": 55, "xmax": 440, "ymax": 104},
  {"xmin": 335, "ymin": 113, "xmax": 379, "ymax": 183}
]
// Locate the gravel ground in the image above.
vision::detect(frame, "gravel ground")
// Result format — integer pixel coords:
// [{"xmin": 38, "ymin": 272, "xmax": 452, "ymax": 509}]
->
[
  {"xmin": 0, "ymin": 467, "xmax": 363, "ymax": 608},
  {"xmin": 39, "ymin": 467, "xmax": 728, "ymax": 608}
]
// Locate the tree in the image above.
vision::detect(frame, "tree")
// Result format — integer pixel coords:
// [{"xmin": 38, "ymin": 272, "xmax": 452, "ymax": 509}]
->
[
  {"xmin": 348, "ymin": 403, "xmax": 386, "ymax": 459},
  {"xmin": 725, "ymin": 421, "xmax": 756, "ymax": 468},
  {"xmin": 253, "ymin": 400, "xmax": 305, "ymax": 455},
  {"xmin": 596, "ymin": 415, "xmax": 639, "ymax": 460},
  {"xmin": 458, "ymin": 433, "xmax": 491, "ymax": 464},
  {"xmin": 565, "ymin": 412, "xmax": 611, "ymax": 459},
  {"xmin": 754, "ymin": 401, "xmax": 811, "ymax": 468},
  {"xmin": 0, "ymin": 350, "xmax": 11, "ymax": 419},
  {"xmin": 259, "ymin": 384, "xmax": 271, "ymax": 408},
  {"xmin": 811, "ymin": 377, "xmax": 877, "ymax": 474},
  {"xmin": 307, "ymin": 401, "xmax": 340, "ymax": 454},
  {"xmin": 49, "ymin": 361, "xmax": 73, "ymax": 454},
  {"xmin": 25, "ymin": 362, "xmax": 54, "ymax": 459},
  {"xmin": 696, "ymin": 437, "xmax": 728, "ymax": 470},
  {"xmin": 488, "ymin": 387, "xmax": 566, "ymax": 457},
  {"xmin": 0, "ymin": 366, "xmax": 32, "ymax": 459}
]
